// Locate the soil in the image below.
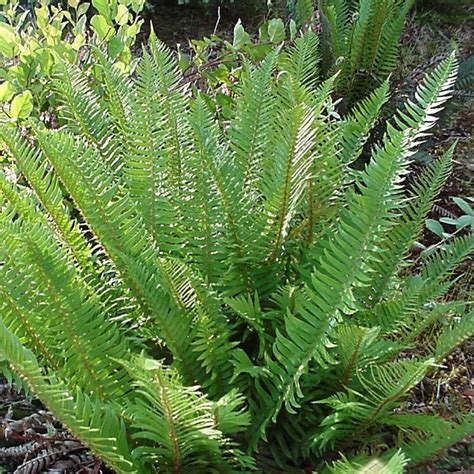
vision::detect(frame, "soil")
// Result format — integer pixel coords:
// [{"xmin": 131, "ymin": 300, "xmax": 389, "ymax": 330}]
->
[{"xmin": 138, "ymin": 3, "xmax": 264, "ymax": 49}]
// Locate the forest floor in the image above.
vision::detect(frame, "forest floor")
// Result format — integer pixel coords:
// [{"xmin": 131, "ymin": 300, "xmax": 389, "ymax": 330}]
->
[
  {"xmin": 1, "ymin": 3, "xmax": 473, "ymax": 473},
  {"xmin": 399, "ymin": 10, "xmax": 474, "ymax": 473}
]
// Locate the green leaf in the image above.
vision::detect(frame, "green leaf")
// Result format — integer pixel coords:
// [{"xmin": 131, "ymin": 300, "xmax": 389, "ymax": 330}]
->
[
  {"xmin": 233, "ymin": 19, "xmax": 250, "ymax": 49},
  {"xmin": 441, "ymin": 214, "xmax": 474, "ymax": 230},
  {"xmin": 439, "ymin": 217, "xmax": 459, "ymax": 226},
  {"xmin": 92, "ymin": 0, "xmax": 111, "ymax": 19},
  {"xmin": 268, "ymin": 18, "xmax": 285, "ymax": 43},
  {"xmin": 259, "ymin": 22, "xmax": 269, "ymax": 42},
  {"xmin": 0, "ymin": 23, "xmax": 19, "ymax": 58},
  {"xmin": 131, "ymin": 0, "xmax": 145, "ymax": 13},
  {"xmin": 34, "ymin": 5, "xmax": 49, "ymax": 30},
  {"xmin": 91, "ymin": 15, "xmax": 114, "ymax": 41},
  {"xmin": 455, "ymin": 215, "xmax": 474, "ymax": 230},
  {"xmin": 453, "ymin": 197, "xmax": 473, "ymax": 216},
  {"xmin": 71, "ymin": 33, "xmax": 86, "ymax": 51},
  {"xmin": 0, "ymin": 81, "xmax": 15, "ymax": 102},
  {"xmin": 108, "ymin": 36, "xmax": 124, "ymax": 58},
  {"xmin": 115, "ymin": 4, "xmax": 129, "ymax": 25},
  {"xmin": 125, "ymin": 20, "xmax": 141, "ymax": 38},
  {"xmin": 77, "ymin": 2, "xmax": 90, "ymax": 17},
  {"xmin": 426, "ymin": 219, "xmax": 444, "ymax": 237},
  {"xmin": 10, "ymin": 90, "xmax": 34, "ymax": 119}
]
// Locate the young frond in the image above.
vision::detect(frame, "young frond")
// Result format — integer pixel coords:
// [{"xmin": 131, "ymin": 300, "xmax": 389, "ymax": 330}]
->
[{"xmin": 123, "ymin": 357, "xmax": 254, "ymax": 473}]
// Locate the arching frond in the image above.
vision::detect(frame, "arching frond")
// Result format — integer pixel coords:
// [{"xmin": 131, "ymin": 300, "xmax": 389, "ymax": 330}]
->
[
  {"xmin": 313, "ymin": 359, "xmax": 432, "ymax": 449},
  {"xmin": 360, "ymin": 144, "xmax": 454, "ymax": 305},
  {"xmin": 401, "ymin": 416, "xmax": 474, "ymax": 467},
  {"xmin": 434, "ymin": 308, "xmax": 474, "ymax": 362},
  {"xmin": 0, "ymin": 321, "xmax": 139, "ymax": 473}
]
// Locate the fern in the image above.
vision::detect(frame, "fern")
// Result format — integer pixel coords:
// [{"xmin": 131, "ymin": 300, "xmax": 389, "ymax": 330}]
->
[
  {"xmin": 327, "ymin": 449, "xmax": 408, "ymax": 473},
  {"xmin": 0, "ymin": 35, "xmax": 471, "ymax": 472},
  {"xmin": 320, "ymin": 0, "xmax": 415, "ymax": 105}
]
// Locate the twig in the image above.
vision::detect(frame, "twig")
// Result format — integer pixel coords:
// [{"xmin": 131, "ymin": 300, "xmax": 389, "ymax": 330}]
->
[
  {"xmin": 180, "ymin": 57, "xmax": 241, "ymax": 83},
  {"xmin": 213, "ymin": 6, "xmax": 221, "ymax": 36},
  {"xmin": 92, "ymin": 458, "xmax": 103, "ymax": 473},
  {"xmin": 420, "ymin": 225, "xmax": 466, "ymax": 256}
]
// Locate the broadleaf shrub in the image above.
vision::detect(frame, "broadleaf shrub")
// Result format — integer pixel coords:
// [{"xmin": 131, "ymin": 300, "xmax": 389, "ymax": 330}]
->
[
  {"xmin": 175, "ymin": 0, "xmax": 415, "ymax": 112},
  {"xmin": 0, "ymin": 28, "xmax": 473, "ymax": 474},
  {"xmin": 0, "ymin": 0, "xmax": 144, "ymax": 122}
]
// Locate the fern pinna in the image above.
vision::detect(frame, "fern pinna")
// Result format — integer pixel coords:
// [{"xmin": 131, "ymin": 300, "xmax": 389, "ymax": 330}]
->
[{"xmin": 0, "ymin": 32, "xmax": 472, "ymax": 473}]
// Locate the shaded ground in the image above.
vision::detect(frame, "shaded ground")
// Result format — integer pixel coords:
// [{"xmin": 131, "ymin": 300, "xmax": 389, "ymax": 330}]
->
[
  {"xmin": 138, "ymin": 3, "xmax": 264, "ymax": 48},
  {"xmin": 399, "ymin": 7, "xmax": 474, "ymax": 473},
  {"xmin": 0, "ymin": 383, "xmax": 112, "ymax": 473}
]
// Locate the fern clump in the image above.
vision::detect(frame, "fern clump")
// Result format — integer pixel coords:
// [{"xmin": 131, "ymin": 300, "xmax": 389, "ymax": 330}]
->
[
  {"xmin": 0, "ymin": 32, "xmax": 472, "ymax": 473},
  {"xmin": 319, "ymin": 0, "xmax": 415, "ymax": 106}
]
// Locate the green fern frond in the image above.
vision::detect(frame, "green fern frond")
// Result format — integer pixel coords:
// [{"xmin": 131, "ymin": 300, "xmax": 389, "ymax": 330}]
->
[
  {"xmin": 313, "ymin": 359, "xmax": 432, "ymax": 450},
  {"xmin": 335, "ymin": 325, "xmax": 381, "ymax": 387},
  {"xmin": 32, "ymin": 128, "xmax": 202, "ymax": 383},
  {"xmin": 366, "ymin": 232, "xmax": 473, "ymax": 333},
  {"xmin": 281, "ymin": 31, "xmax": 320, "ymax": 89},
  {"xmin": 401, "ymin": 416, "xmax": 474, "ymax": 466},
  {"xmin": 92, "ymin": 46, "xmax": 133, "ymax": 140},
  {"xmin": 230, "ymin": 50, "xmax": 279, "ymax": 192},
  {"xmin": 116, "ymin": 41, "xmax": 191, "ymax": 250},
  {"xmin": 319, "ymin": 0, "xmax": 351, "ymax": 74},
  {"xmin": 373, "ymin": 0, "xmax": 415, "ymax": 80},
  {"xmin": 123, "ymin": 356, "xmax": 254, "ymax": 473},
  {"xmin": 0, "ymin": 217, "xmax": 133, "ymax": 400},
  {"xmin": 188, "ymin": 96, "xmax": 261, "ymax": 296},
  {"xmin": 263, "ymin": 101, "xmax": 319, "ymax": 263},
  {"xmin": 0, "ymin": 320, "xmax": 139, "ymax": 473},
  {"xmin": 52, "ymin": 61, "xmax": 123, "ymax": 174},
  {"xmin": 339, "ymin": 80, "xmax": 390, "ymax": 164},
  {"xmin": 340, "ymin": 0, "xmax": 414, "ymax": 103},
  {"xmin": 434, "ymin": 308, "xmax": 474, "ymax": 362},
  {"xmin": 0, "ymin": 128, "xmax": 94, "ymax": 275},
  {"xmin": 395, "ymin": 52, "xmax": 458, "ymax": 148},
  {"xmin": 145, "ymin": 33, "xmax": 193, "ymax": 195},
  {"xmin": 360, "ymin": 144, "xmax": 454, "ymax": 305},
  {"xmin": 384, "ymin": 412, "xmax": 453, "ymax": 435},
  {"xmin": 327, "ymin": 449, "xmax": 408, "ymax": 474}
]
